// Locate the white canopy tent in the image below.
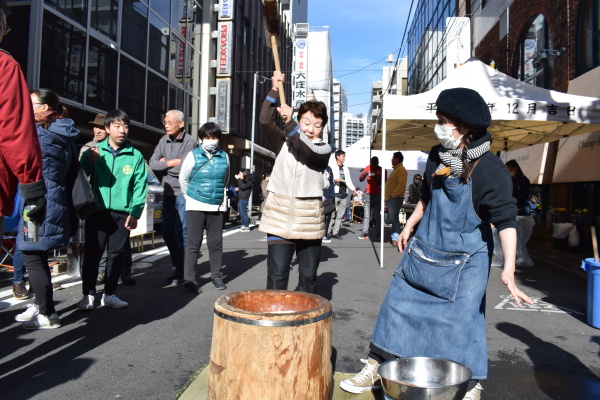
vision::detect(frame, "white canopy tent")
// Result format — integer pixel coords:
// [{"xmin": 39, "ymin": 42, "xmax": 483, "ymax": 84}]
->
[
  {"xmin": 373, "ymin": 58, "xmax": 600, "ymax": 152},
  {"xmin": 371, "ymin": 58, "xmax": 600, "ymax": 268}
]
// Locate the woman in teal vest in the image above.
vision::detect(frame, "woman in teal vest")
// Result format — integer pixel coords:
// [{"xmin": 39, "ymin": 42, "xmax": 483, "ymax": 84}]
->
[{"xmin": 179, "ymin": 122, "xmax": 230, "ymax": 293}]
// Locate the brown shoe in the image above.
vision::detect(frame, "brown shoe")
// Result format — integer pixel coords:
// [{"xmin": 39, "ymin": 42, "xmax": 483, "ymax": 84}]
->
[{"xmin": 13, "ymin": 282, "xmax": 29, "ymax": 299}]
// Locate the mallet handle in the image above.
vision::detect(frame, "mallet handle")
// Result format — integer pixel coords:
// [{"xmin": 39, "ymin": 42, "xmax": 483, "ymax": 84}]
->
[{"xmin": 271, "ymin": 35, "xmax": 286, "ymax": 106}]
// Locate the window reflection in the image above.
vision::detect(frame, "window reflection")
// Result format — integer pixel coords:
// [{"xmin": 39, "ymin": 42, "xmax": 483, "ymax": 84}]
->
[
  {"xmin": 169, "ymin": 83, "xmax": 184, "ymax": 112},
  {"xmin": 516, "ymin": 14, "xmax": 552, "ymax": 88},
  {"xmin": 122, "ymin": 0, "xmax": 148, "ymax": 63},
  {"xmin": 91, "ymin": 0, "xmax": 118, "ymax": 40},
  {"xmin": 149, "ymin": 12, "xmax": 169, "ymax": 76},
  {"xmin": 150, "ymin": 0, "xmax": 171, "ymax": 20},
  {"xmin": 40, "ymin": 11, "xmax": 86, "ymax": 103},
  {"xmin": 147, "ymin": 72, "xmax": 168, "ymax": 128},
  {"xmin": 119, "ymin": 56, "xmax": 146, "ymax": 122},
  {"xmin": 87, "ymin": 37, "xmax": 118, "ymax": 110},
  {"xmin": 45, "ymin": 0, "xmax": 88, "ymax": 26},
  {"xmin": 577, "ymin": 0, "xmax": 600, "ymax": 74}
]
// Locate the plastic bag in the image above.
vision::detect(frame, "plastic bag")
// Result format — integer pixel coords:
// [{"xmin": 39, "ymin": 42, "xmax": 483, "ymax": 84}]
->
[
  {"xmin": 568, "ymin": 225, "xmax": 580, "ymax": 247},
  {"xmin": 552, "ymin": 222, "xmax": 574, "ymax": 239}
]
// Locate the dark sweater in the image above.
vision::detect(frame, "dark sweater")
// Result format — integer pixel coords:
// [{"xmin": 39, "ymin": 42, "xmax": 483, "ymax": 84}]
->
[
  {"xmin": 421, "ymin": 132, "xmax": 517, "ymax": 232},
  {"xmin": 237, "ymin": 175, "xmax": 254, "ymax": 200}
]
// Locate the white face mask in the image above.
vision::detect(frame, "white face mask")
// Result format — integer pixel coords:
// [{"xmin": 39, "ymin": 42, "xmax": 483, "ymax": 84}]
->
[
  {"xmin": 434, "ymin": 124, "xmax": 463, "ymax": 149},
  {"xmin": 202, "ymin": 139, "xmax": 219, "ymax": 153}
]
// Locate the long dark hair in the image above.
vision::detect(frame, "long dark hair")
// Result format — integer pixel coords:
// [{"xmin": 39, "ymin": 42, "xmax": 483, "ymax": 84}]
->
[
  {"xmin": 505, "ymin": 159, "xmax": 525, "ymax": 179},
  {"xmin": 32, "ymin": 88, "xmax": 68, "ymax": 129},
  {"xmin": 457, "ymin": 124, "xmax": 486, "ymax": 182}
]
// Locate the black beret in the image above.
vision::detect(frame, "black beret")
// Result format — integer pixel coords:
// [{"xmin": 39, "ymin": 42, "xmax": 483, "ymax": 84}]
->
[{"xmin": 435, "ymin": 88, "xmax": 491, "ymax": 130}]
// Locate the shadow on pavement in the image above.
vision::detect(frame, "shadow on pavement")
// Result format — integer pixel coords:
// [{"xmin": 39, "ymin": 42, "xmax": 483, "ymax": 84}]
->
[
  {"xmin": 0, "ymin": 272, "xmax": 198, "ymax": 398},
  {"xmin": 496, "ymin": 322, "xmax": 600, "ymax": 399}
]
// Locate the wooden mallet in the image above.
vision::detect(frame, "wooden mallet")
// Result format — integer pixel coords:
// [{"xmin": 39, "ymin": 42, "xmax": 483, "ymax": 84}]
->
[{"xmin": 262, "ymin": 0, "xmax": 287, "ymax": 110}]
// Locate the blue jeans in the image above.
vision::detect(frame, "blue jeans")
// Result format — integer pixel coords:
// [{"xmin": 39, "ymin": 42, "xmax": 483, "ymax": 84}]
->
[
  {"xmin": 238, "ymin": 198, "xmax": 250, "ymax": 227},
  {"xmin": 386, "ymin": 197, "xmax": 404, "ymax": 241},
  {"xmin": 12, "ymin": 247, "xmax": 25, "ymax": 284},
  {"xmin": 163, "ymin": 194, "xmax": 187, "ymax": 278}
]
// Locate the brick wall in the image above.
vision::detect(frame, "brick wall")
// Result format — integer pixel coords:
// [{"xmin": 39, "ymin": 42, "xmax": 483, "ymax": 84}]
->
[{"xmin": 474, "ymin": 0, "xmax": 583, "ymax": 92}]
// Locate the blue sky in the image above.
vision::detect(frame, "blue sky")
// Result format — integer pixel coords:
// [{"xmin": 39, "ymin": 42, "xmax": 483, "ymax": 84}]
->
[{"xmin": 308, "ymin": 0, "xmax": 412, "ymax": 116}]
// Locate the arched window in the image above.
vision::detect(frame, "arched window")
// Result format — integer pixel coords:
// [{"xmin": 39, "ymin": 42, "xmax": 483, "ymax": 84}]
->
[
  {"xmin": 577, "ymin": 0, "xmax": 600, "ymax": 74},
  {"xmin": 515, "ymin": 14, "xmax": 553, "ymax": 89}
]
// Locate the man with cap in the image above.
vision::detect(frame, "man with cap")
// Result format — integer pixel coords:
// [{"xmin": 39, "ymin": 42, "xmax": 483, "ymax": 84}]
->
[
  {"xmin": 0, "ymin": 0, "xmax": 47, "ymax": 239},
  {"xmin": 79, "ymin": 113, "xmax": 108, "ymax": 159},
  {"xmin": 358, "ymin": 156, "xmax": 386, "ymax": 240},
  {"xmin": 406, "ymin": 174, "xmax": 423, "ymax": 204}
]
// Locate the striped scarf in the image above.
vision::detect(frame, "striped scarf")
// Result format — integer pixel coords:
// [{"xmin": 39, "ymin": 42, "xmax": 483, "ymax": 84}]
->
[{"xmin": 436, "ymin": 141, "xmax": 491, "ymax": 177}]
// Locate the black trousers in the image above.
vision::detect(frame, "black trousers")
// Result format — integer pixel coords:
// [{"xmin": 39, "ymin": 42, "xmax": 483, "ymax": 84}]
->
[
  {"xmin": 23, "ymin": 250, "xmax": 55, "ymax": 316},
  {"xmin": 82, "ymin": 210, "xmax": 130, "ymax": 296},
  {"xmin": 184, "ymin": 211, "xmax": 224, "ymax": 282},
  {"xmin": 266, "ymin": 239, "xmax": 322, "ymax": 294}
]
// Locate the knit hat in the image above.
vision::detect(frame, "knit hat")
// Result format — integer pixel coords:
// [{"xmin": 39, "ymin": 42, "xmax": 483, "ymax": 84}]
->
[
  {"xmin": 88, "ymin": 113, "xmax": 106, "ymax": 128},
  {"xmin": 435, "ymin": 88, "xmax": 491, "ymax": 130}
]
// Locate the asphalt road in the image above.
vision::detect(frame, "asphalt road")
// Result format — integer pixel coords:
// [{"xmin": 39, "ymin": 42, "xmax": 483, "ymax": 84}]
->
[{"xmin": 0, "ymin": 222, "xmax": 599, "ymax": 399}]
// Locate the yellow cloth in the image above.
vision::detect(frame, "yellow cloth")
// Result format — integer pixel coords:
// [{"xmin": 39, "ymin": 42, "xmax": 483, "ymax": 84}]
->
[{"xmin": 385, "ymin": 162, "xmax": 408, "ymax": 200}]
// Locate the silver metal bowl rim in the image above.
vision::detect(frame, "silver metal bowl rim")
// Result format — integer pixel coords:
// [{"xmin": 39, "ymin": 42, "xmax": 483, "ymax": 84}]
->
[{"xmin": 378, "ymin": 357, "xmax": 473, "ymax": 389}]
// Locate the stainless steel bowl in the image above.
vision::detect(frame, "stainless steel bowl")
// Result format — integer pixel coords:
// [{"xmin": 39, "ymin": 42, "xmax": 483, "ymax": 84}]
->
[{"xmin": 378, "ymin": 357, "xmax": 472, "ymax": 400}]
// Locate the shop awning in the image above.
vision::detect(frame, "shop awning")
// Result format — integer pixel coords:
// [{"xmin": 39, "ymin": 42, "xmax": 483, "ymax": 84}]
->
[{"xmin": 373, "ymin": 59, "xmax": 600, "ymax": 152}]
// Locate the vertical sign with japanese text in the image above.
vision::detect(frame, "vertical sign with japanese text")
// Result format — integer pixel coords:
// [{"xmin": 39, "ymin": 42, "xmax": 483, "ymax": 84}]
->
[{"xmin": 292, "ymin": 38, "xmax": 308, "ymax": 109}]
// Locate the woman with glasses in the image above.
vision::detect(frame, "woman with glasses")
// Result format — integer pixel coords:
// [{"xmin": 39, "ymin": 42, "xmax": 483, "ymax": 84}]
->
[{"xmin": 14, "ymin": 89, "xmax": 79, "ymax": 329}]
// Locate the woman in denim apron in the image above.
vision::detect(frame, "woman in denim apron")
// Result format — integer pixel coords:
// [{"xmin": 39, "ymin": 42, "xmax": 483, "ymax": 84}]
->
[{"xmin": 341, "ymin": 88, "xmax": 532, "ymax": 399}]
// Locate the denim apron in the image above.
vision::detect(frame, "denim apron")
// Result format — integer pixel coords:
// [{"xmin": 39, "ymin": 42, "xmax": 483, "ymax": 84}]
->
[{"xmin": 370, "ymin": 172, "xmax": 493, "ymax": 380}]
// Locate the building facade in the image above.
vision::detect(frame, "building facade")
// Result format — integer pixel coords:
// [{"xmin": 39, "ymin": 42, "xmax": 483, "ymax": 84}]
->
[
  {"xmin": 4, "ymin": 0, "xmax": 297, "ymax": 175},
  {"xmin": 342, "ymin": 112, "xmax": 366, "ymax": 149}
]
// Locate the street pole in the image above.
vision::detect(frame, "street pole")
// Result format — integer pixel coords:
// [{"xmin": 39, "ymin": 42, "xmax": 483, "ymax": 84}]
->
[{"xmin": 248, "ymin": 72, "xmax": 258, "ymax": 221}]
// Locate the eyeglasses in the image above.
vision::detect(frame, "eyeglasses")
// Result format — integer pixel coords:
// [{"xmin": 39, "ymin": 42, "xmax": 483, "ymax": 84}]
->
[
  {"xmin": 32, "ymin": 102, "xmax": 44, "ymax": 108},
  {"xmin": 163, "ymin": 121, "xmax": 180, "ymax": 127}
]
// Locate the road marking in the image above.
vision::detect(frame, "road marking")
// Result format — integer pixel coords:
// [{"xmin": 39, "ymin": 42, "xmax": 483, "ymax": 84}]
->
[{"xmin": 494, "ymin": 294, "xmax": 584, "ymax": 315}]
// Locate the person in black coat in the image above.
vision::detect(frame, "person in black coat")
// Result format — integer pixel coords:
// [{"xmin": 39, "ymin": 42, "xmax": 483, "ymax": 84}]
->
[
  {"xmin": 236, "ymin": 170, "xmax": 254, "ymax": 231},
  {"xmin": 506, "ymin": 159, "xmax": 531, "ymax": 216}
]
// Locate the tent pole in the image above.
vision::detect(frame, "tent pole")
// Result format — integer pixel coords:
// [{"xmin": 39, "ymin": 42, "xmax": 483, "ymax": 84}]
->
[{"xmin": 380, "ymin": 118, "xmax": 387, "ymax": 269}]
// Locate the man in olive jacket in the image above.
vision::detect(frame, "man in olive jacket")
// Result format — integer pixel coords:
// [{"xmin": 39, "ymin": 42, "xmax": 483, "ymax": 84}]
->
[{"xmin": 78, "ymin": 109, "xmax": 147, "ymax": 310}]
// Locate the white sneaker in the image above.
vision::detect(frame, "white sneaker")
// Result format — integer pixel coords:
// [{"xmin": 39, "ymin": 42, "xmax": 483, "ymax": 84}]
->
[
  {"xmin": 15, "ymin": 304, "xmax": 39, "ymax": 322},
  {"xmin": 22, "ymin": 313, "xmax": 61, "ymax": 329},
  {"xmin": 101, "ymin": 294, "xmax": 128, "ymax": 308},
  {"xmin": 463, "ymin": 382, "xmax": 483, "ymax": 400},
  {"xmin": 78, "ymin": 295, "xmax": 95, "ymax": 311},
  {"xmin": 340, "ymin": 357, "xmax": 381, "ymax": 393}
]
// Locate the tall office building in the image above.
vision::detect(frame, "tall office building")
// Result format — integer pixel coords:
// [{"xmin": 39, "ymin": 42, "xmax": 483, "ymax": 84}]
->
[{"xmin": 342, "ymin": 112, "xmax": 366, "ymax": 149}]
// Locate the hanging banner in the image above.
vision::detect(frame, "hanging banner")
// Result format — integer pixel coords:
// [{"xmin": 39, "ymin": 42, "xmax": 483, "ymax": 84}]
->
[
  {"xmin": 217, "ymin": 21, "xmax": 232, "ymax": 76},
  {"xmin": 292, "ymin": 38, "xmax": 308, "ymax": 109},
  {"xmin": 215, "ymin": 78, "xmax": 231, "ymax": 132}
]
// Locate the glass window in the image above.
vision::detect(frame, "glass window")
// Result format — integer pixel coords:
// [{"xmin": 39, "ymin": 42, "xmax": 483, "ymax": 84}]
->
[
  {"xmin": 577, "ymin": 0, "xmax": 600, "ymax": 74},
  {"xmin": 150, "ymin": 0, "xmax": 170, "ymax": 20},
  {"xmin": 40, "ymin": 11, "xmax": 86, "ymax": 103},
  {"xmin": 169, "ymin": 83, "xmax": 184, "ymax": 111},
  {"xmin": 45, "ymin": 0, "xmax": 87, "ymax": 26},
  {"xmin": 171, "ymin": 0, "xmax": 193, "ymax": 30},
  {"xmin": 119, "ymin": 56, "xmax": 146, "ymax": 123},
  {"xmin": 515, "ymin": 14, "xmax": 552, "ymax": 88},
  {"xmin": 121, "ymin": 0, "xmax": 148, "ymax": 63},
  {"xmin": 170, "ymin": 33, "xmax": 185, "ymax": 83},
  {"xmin": 90, "ymin": 0, "xmax": 118, "ymax": 40},
  {"xmin": 148, "ymin": 12, "xmax": 169, "ymax": 75},
  {"xmin": 147, "ymin": 71, "xmax": 168, "ymax": 128},
  {"xmin": 87, "ymin": 37, "xmax": 118, "ymax": 110}
]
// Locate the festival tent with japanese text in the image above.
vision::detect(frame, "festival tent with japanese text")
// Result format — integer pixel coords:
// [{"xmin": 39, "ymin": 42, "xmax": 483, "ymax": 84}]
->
[{"xmin": 373, "ymin": 58, "xmax": 600, "ymax": 152}]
